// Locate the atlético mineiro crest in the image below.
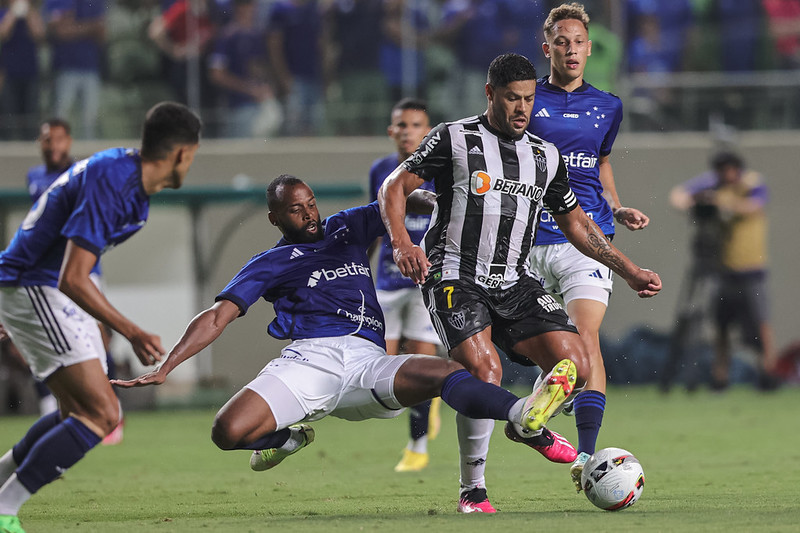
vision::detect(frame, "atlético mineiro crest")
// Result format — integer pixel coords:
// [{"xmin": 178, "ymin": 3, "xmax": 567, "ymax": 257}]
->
[{"xmin": 448, "ymin": 311, "xmax": 466, "ymax": 330}]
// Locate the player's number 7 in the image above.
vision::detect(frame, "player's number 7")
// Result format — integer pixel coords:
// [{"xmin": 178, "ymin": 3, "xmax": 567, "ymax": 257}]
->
[{"xmin": 443, "ymin": 286, "xmax": 454, "ymax": 309}]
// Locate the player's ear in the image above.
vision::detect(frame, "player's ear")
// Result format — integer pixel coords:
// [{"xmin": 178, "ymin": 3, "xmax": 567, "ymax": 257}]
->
[
  {"xmin": 268, "ymin": 211, "xmax": 279, "ymax": 227},
  {"xmin": 587, "ymin": 39, "xmax": 592, "ymax": 57},
  {"xmin": 542, "ymin": 42, "xmax": 550, "ymax": 58},
  {"xmin": 485, "ymin": 83, "xmax": 493, "ymax": 102}
]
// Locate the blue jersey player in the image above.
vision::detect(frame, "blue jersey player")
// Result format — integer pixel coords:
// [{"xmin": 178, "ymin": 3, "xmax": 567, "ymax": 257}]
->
[
  {"xmin": 527, "ymin": 4, "xmax": 650, "ymax": 492},
  {"xmin": 112, "ymin": 175, "xmax": 573, "ymax": 494},
  {"xmin": 0, "ymin": 102, "xmax": 202, "ymax": 533},
  {"xmin": 369, "ymin": 98, "xmax": 442, "ymax": 473}
]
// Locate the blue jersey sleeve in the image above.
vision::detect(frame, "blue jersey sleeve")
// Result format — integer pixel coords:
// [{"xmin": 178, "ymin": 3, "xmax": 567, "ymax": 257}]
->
[
  {"xmin": 60, "ymin": 159, "xmax": 121, "ymax": 256},
  {"xmin": 600, "ymin": 97, "xmax": 623, "ymax": 156},
  {"xmin": 216, "ymin": 251, "xmax": 275, "ymax": 316},
  {"xmin": 330, "ymin": 202, "xmax": 386, "ymax": 246}
]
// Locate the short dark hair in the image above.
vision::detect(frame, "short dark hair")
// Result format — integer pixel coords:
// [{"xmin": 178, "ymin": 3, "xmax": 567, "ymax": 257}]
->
[
  {"xmin": 391, "ymin": 97, "xmax": 428, "ymax": 115},
  {"xmin": 711, "ymin": 151, "xmax": 744, "ymax": 171},
  {"xmin": 487, "ymin": 53, "xmax": 537, "ymax": 88},
  {"xmin": 267, "ymin": 174, "xmax": 306, "ymax": 211},
  {"xmin": 140, "ymin": 102, "xmax": 202, "ymax": 161},
  {"xmin": 40, "ymin": 118, "xmax": 71, "ymax": 136}
]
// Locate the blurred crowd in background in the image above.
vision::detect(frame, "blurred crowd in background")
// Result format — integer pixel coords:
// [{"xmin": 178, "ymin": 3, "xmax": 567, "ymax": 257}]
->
[{"xmin": 0, "ymin": 0, "xmax": 799, "ymax": 140}]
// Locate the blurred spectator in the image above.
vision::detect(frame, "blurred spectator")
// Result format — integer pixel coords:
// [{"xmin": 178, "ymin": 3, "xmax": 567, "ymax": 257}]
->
[
  {"xmin": 0, "ymin": 0, "xmax": 45, "ymax": 140},
  {"xmin": 436, "ymin": 0, "xmax": 518, "ymax": 117},
  {"xmin": 627, "ymin": 0, "xmax": 693, "ymax": 69},
  {"xmin": 267, "ymin": 0, "xmax": 325, "ymax": 136},
  {"xmin": 627, "ymin": 12, "xmax": 683, "ymax": 129},
  {"xmin": 718, "ymin": 0, "xmax": 763, "ymax": 72},
  {"xmin": 380, "ymin": 0, "xmax": 429, "ymax": 103},
  {"xmin": 504, "ymin": 0, "xmax": 549, "ymax": 75},
  {"xmin": 44, "ymin": 0, "xmax": 107, "ymax": 140},
  {"xmin": 209, "ymin": 0, "xmax": 275, "ymax": 138},
  {"xmin": 27, "ymin": 118, "xmax": 73, "ymax": 200},
  {"xmin": 325, "ymin": 0, "xmax": 388, "ymax": 135},
  {"xmin": 762, "ymin": 0, "xmax": 800, "ymax": 69},
  {"xmin": 149, "ymin": 0, "xmax": 216, "ymax": 107},
  {"xmin": 661, "ymin": 152, "xmax": 779, "ymax": 391}
]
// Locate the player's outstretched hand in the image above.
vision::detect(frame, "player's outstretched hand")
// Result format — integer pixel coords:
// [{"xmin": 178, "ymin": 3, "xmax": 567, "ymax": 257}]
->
[
  {"xmin": 111, "ymin": 367, "xmax": 168, "ymax": 388},
  {"xmin": 626, "ymin": 268, "xmax": 662, "ymax": 298},
  {"xmin": 614, "ymin": 207, "xmax": 650, "ymax": 230},
  {"xmin": 128, "ymin": 329, "xmax": 165, "ymax": 366},
  {"xmin": 393, "ymin": 243, "xmax": 430, "ymax": 284}
]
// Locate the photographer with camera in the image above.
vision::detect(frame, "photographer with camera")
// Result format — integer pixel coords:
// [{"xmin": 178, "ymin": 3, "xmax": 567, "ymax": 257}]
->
[{"xmin": 660, "ymin": 151, "xmax": 779, "ymax": 392}]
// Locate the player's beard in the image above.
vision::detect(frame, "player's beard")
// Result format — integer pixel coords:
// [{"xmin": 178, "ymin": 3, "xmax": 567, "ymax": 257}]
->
[{"xmin": 285, "ymin": 217, "xmax": 322, "ymax": 244}]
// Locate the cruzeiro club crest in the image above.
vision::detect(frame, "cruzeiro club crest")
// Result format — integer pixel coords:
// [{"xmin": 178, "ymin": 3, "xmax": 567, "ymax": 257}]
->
[{"xmin": 447, "ymin": 310, "xmax": 466, "ymax": 330}]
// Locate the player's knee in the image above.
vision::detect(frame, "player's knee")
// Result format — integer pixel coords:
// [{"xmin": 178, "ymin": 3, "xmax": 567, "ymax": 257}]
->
[
  {"xmin": 83, "ymin": 400, "xmax": 120, "ymax": 436},
  {"xmin": 210, "ymin": 414, "xmax": 241, "ymax": 450}
]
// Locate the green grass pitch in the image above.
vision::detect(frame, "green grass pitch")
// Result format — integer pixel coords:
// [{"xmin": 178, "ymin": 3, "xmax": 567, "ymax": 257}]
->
[{"xmin": 2, "ymin": 385, "xmax": 799, "ymax": 532}]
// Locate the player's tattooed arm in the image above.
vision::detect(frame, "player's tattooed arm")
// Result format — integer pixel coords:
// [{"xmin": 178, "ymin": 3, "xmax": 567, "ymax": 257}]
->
[
  {"xmin": 583, "ymin": 219, "xmax": 626, "ymax": 273},
  {"xmin": 554, "ymin": 207, "xmax": 662, "ymax": 298}
]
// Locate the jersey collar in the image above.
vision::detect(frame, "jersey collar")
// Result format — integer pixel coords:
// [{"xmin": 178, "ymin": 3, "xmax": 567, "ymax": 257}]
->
[{"xmin": 540, "ymin": 75, "xmax": 590, "ymax": 93}]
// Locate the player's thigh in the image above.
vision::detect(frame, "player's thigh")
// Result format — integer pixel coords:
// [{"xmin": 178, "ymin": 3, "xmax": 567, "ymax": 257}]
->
[
  {"xmin": 0, "ymin": 286, "xmax": 108, "ymax": 381},
  {"xmin": 511, "ymin": 329, "xmax": 588, "ymax": 376},
  {"xmin": 246, "ymin": 338, "xmax": 348, "ymax": 428},
  {"xmin": 331, "ymin": 343, "xmax": 410, "ymax": 421}
]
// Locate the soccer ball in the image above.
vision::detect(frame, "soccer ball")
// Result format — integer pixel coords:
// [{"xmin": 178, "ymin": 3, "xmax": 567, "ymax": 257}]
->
[{"xmin": 581, "ymin": 447, "xmax": 645, "ymax": 511}]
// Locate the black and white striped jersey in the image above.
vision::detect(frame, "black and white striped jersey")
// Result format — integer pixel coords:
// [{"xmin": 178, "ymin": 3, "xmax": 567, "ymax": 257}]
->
[{"xmin": 403, "ymin": 114, "xmax": 578, "ymax": 290}]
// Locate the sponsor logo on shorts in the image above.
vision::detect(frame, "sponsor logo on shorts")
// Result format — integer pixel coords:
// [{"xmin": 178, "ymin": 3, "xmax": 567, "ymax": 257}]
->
[
  {"xmin": 447, "ymin": 310, "xmax": 466, "ymax": 330},
  {"xmin": 308, "ymin": 262, "xmax": 371, "ymax": 287},
  {"xmin": 537, "ymin": 294, "xmax": 563, "ymax": 313}
]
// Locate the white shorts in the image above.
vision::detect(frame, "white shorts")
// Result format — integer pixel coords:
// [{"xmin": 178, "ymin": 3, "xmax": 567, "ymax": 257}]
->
[
  {"xmin": 529, "ymin": 242, "xmax": 613, "ymax": 307},
  {"xmin": 376, "ymin": 287, "xmax": 442, "ymax": 345},
  {"xmin": 245, "ymin": 335, "xmax": 410, "ymax": 429},
  {"xmin": 0, "ymin": 286, "xmax": 107, "ymax": 380}
]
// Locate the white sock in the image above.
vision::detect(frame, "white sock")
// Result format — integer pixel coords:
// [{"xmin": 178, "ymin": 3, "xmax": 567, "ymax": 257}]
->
[
  {"xmin": 0, "ymin": 450, "xmax": 17, "ymax": 487},
  {"xmin": 408, "ymin": 436, "xmax": 428, "ymax": 454},
  {"xmin": 0, "ymin": 474, "xmax": 32, "ymax": 515},
  {"xmin": 456, "ymin": 414, "xmax": 494, "ymax": 491},
  {"xmin": 507, "ymin": 398, "xmax": 544, "ymax": 438},
  {"xmin": 280, "ymin": 427, "xmax": 306, "ymax": 453}
]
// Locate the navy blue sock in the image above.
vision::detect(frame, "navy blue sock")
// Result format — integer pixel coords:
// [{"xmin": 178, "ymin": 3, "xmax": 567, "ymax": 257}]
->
[
  {"xmin": 234, "ymin": 428, "xmax": 291, "ymax": 451},
  {"xmin": 410, "ymin": 400, "xmax": 431, "ymax": 440},
  {"xmin": 11, "ymin": 411, "xmax": 61, "ymax": 466},
  {"xmin": 573, "ymin": 390, "xmax": 606, "ymax": 455},
  {"xmin": 15, "ymin": 417, "xmax": 101, "ymax": 494},
  {"xmin": 34, "ymin": 380, "xmax": 51, "ymax": 399},
  {"xmin": 440, "ymin": 369, "xmax": 519, "ymax": 420}
]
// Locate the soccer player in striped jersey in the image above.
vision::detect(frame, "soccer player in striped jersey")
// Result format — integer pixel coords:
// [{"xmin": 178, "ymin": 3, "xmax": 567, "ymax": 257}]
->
[
  {"xmin": 527, "ymin": 3, "xmax": 651, "ymax": 491},
  {"xmin": 111, "ymin": 175, "xmax": 581, "ymax": 503},
  {"xmin": 0, "ymin": 102, "xmax": 201, "ymax": 533},
  {"xmin": 379, "ymin": 53, "xmax": 661, "ymax": 513},
  {"xmin": 369, "ymin": 98, "xmax": 444, "ymax": 473}
]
